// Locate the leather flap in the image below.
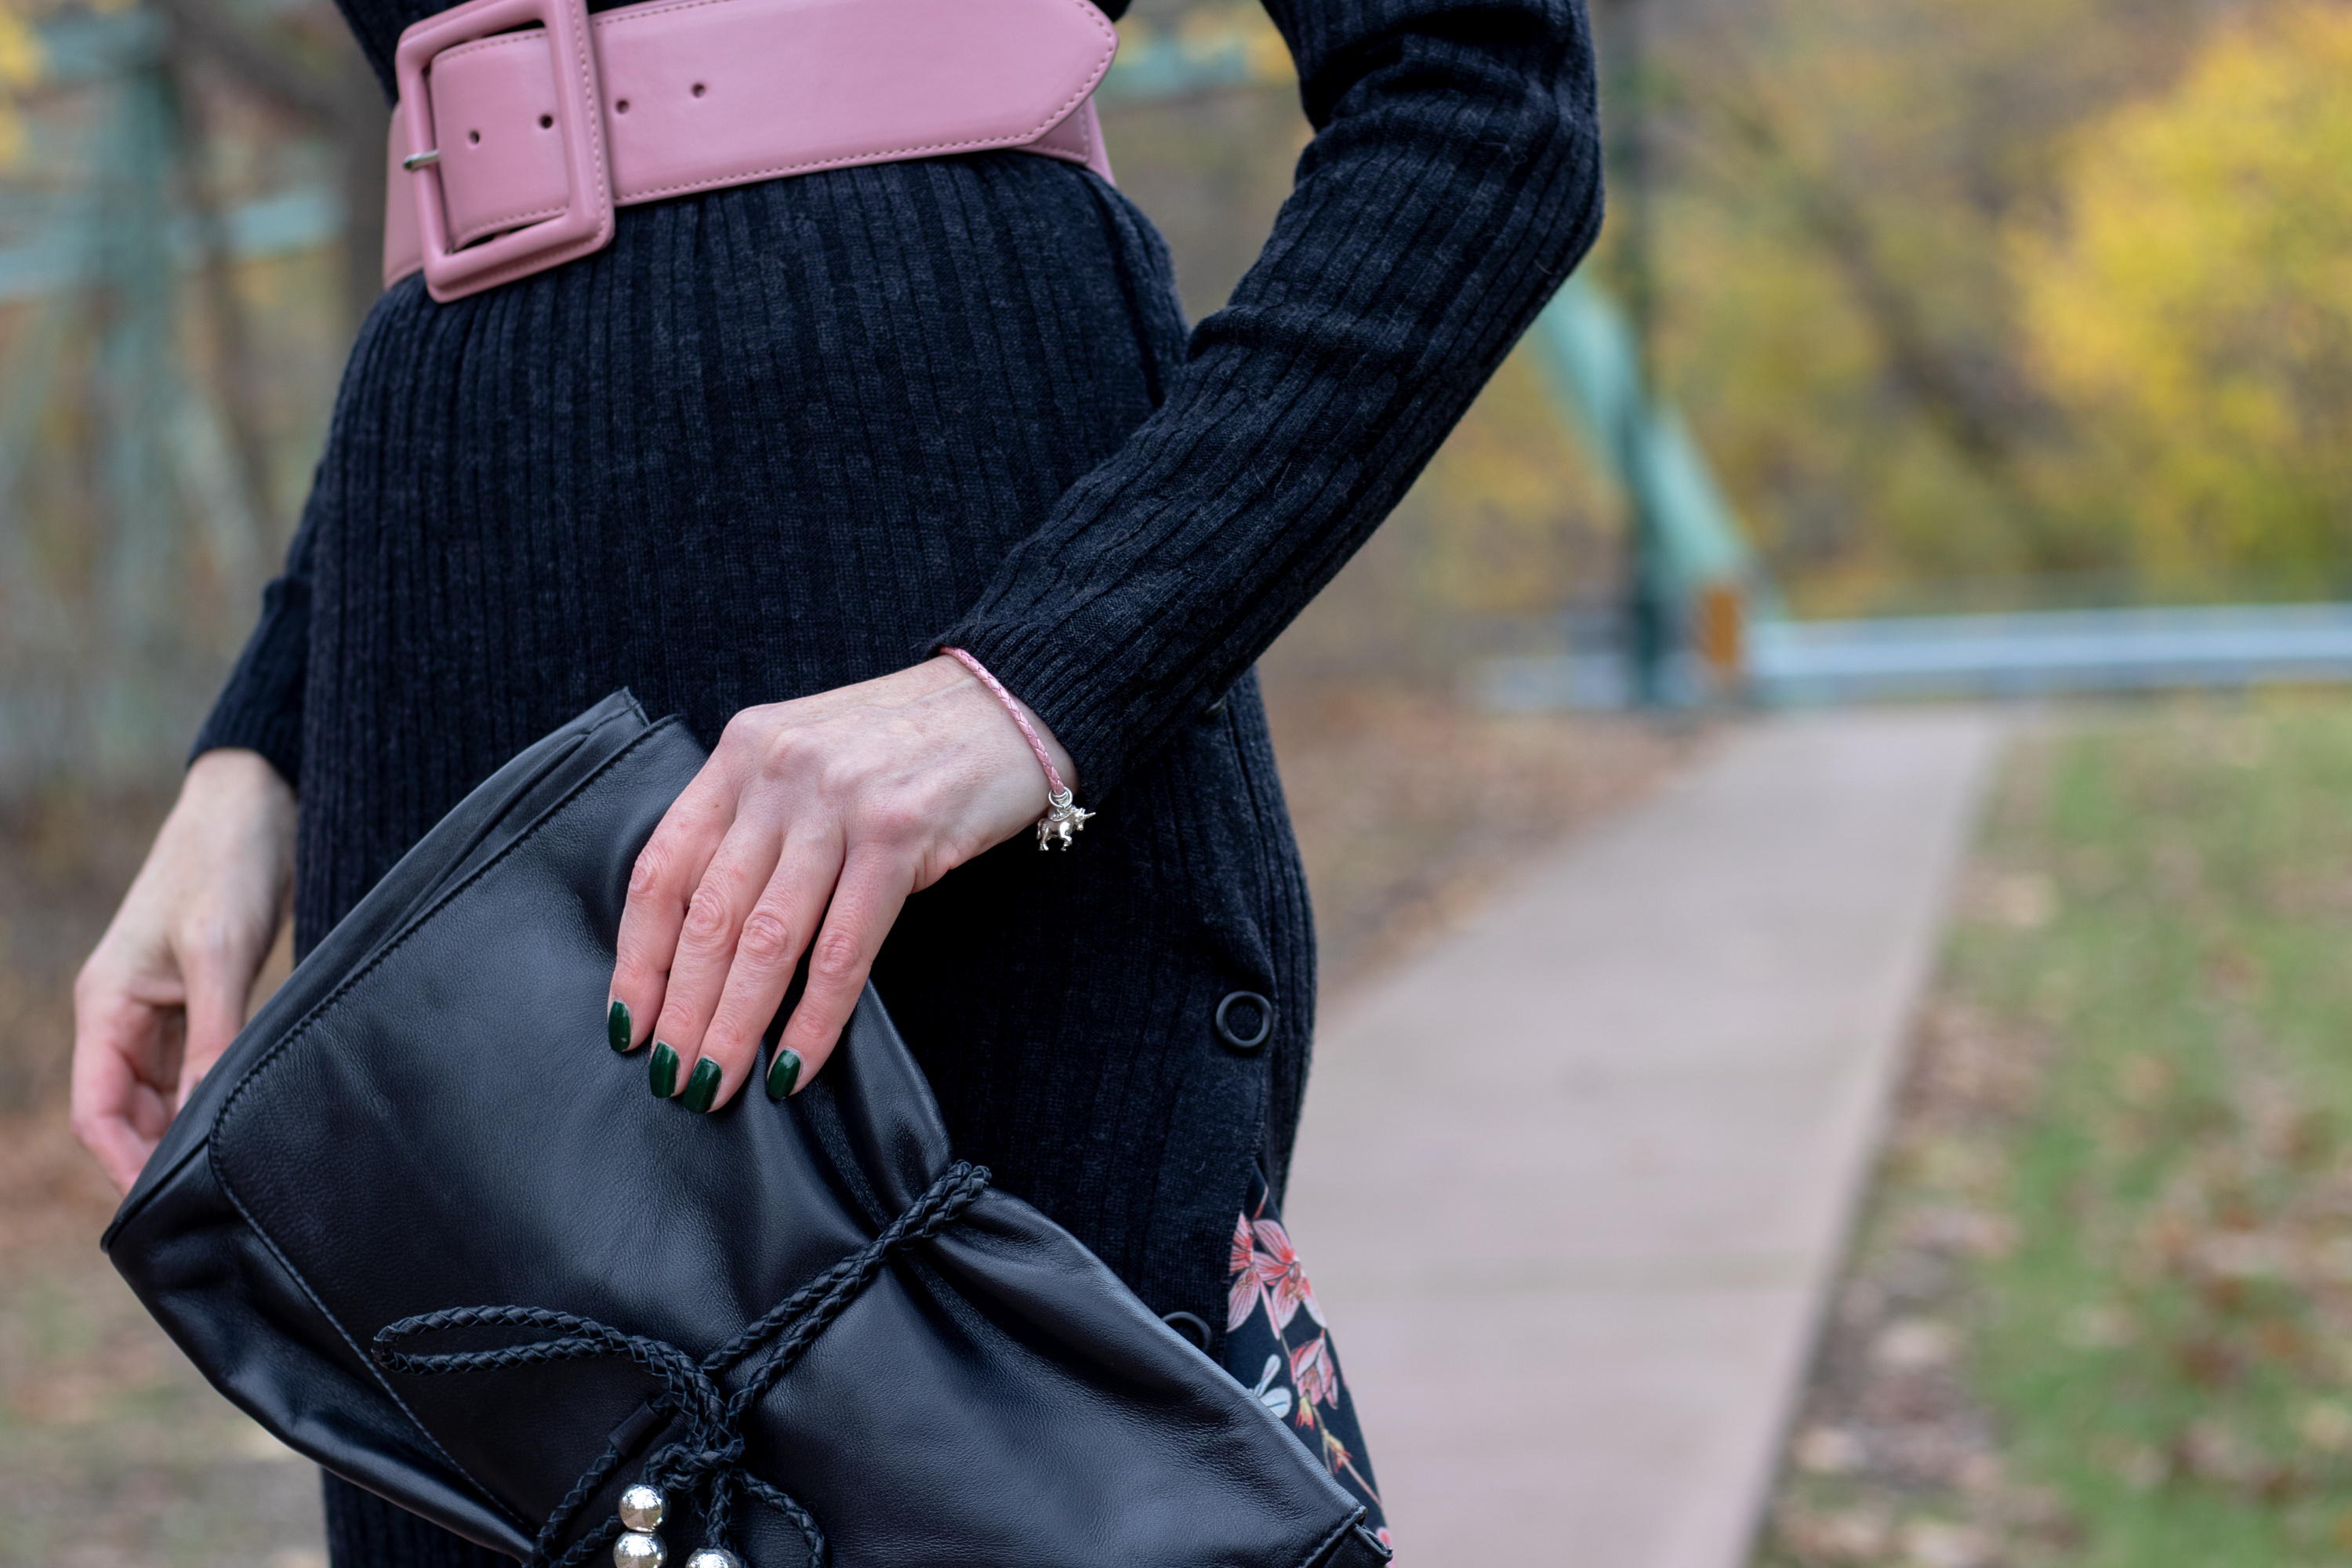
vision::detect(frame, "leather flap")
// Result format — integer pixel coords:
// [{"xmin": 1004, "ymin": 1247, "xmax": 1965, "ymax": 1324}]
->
[{"xmin": 114, "ymin": 695, "xmax": 1359, "ymax": 1568}]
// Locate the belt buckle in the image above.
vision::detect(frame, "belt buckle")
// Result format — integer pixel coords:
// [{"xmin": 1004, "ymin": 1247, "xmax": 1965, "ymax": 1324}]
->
[{"xmin": 393, "ymin": 0, "xmax": 614, "ymax": 302}]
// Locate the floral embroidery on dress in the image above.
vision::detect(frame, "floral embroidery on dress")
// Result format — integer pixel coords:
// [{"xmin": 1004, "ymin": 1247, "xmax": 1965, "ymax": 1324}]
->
[
  {"xmin": 1250, "ymin": 1218, "xmax": 1325, "ymax": 1333},
  {"xmin": 1230, "ymin": 1214, "xmax": 1262, "ymax": 1331},
  {"xmin": 1223, "ymin": 1172, "xmax": 1388, "ymax": 1552}
]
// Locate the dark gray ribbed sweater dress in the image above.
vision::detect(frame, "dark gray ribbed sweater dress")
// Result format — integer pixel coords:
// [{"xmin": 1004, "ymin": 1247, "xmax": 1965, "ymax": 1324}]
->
[{"xmin": 191, "ymin": 0, "xmax": 1602, "ymax": 1553}]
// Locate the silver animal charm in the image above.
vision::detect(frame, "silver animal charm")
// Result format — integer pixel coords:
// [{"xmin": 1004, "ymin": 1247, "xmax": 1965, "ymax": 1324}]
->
[{"xmin": 1036, "ymin": 789, "xmax": 1094, "ymax": 850}]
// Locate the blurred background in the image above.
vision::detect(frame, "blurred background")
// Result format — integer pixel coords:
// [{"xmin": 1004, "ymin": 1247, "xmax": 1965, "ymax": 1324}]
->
[{"xmin": 8, "ymin": 0, "xmax": 2352, "ymax": 1563}]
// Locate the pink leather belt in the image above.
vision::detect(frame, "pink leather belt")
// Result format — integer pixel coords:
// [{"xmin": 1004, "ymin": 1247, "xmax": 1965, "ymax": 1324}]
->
[{"xmin": 384, "ymin": 0, "xmax": 1118, "ymax": 301}]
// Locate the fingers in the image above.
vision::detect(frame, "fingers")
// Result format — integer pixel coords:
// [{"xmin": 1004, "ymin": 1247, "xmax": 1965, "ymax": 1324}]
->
[
  {"xmin": 608, "ymin": 770, "xmax": 739, "ymax": 1056},
  {"xmin": 176, "ymin": 912, "xmax": 267, "ymax": 1109},
  {"xmin": 681, "ymin": 833, "xmax": 846, "ymax": 1111},
  {"xmin": 70, "ymin": 978, "xmax": 183, "ymax": 1195},
  {"xmin": 643, "ymin": 815, "xmax": 796, "ymax": 1108},
  {"xmin": 612, "ymin": 666, "xmax": 1051, "ymax": 1116},
  {"xmin": 771, "ymin": 849, "xmax": 909, "ymax": 1094}
]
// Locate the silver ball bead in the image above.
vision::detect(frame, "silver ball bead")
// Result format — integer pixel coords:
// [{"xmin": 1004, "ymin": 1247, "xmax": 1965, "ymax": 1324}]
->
[
  {"xmin": 683, "ymin": 1550, "xmax": 742, "ymax": 1568},
  {"xmin": 613, "ymin": 1530, "xmax": 666, "ymax": 1568},
  {"xmin": 618, "ymin": 1486, "xmax": 668, "ymax": 1533}
]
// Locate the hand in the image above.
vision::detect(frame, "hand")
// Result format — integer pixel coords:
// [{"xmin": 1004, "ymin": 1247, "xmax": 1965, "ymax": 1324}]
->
[
  {"xmin": 71, "ymin": 749, "xmax": 296, "ymax": 1192},
  {"xmin": 608, "ymin": 655, "xmax": 1074, "ymax": 1112}
]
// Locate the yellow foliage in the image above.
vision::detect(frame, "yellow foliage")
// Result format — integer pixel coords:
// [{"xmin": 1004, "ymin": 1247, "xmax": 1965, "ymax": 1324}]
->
[
  {"xmin": 0, "ymin": 0, "xmax": 42, "ymax": 168},
  {"xmin": 1410, "ymin": 350, "xmax": 1616, "ymax": 618},
  {"xmin": 1172, "ymin": 0, "xmax": 1289, "ymax": 84},
  {"xmin": 2013, "ymin": 2, "xmax": 2352, "ymax": 590}
]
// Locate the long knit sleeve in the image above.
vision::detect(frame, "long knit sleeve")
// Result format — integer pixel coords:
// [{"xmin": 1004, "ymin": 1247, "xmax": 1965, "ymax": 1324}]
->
[
  {"xmin": 935, "ymin": 0, "xmax": 1602, "ymax": 795},
  {"xmin": 191, "ymin": 505, "xmax": 317, "ymax": 788}
]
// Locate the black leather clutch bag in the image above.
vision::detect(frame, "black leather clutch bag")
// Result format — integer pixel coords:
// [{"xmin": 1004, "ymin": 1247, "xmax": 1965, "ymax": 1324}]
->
[{"xmin": 104, "ymin": 693, "xmax": 1384, "ymax": 1568}]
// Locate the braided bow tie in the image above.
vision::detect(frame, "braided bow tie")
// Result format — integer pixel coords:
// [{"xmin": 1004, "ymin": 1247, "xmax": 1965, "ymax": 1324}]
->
[{"xmin": 374, "ymin": 1162, "xmax": 993, "ymax": 1568}]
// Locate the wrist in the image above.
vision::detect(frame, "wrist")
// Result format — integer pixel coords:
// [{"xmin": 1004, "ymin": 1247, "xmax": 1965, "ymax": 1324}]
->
[
  {"xmin": 172, "ymin": 748, "xmax": 296, "ymax": 885},
  {"xmin": 928, "ymin": 653, "xmax": 1080, "ymax": 797},
  {"xmin": 935, "ymin": 649, "xmax": 1095, "ymax": 850},
  {"xmin": 186, "ymin": 746, "xmax": 295, "ymax": 809}
]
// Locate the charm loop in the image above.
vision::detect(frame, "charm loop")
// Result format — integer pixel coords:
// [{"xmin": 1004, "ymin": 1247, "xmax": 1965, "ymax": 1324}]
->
[{"xmin": 1035, "ymin": 788, "xmax": 1094, "ymax": 851}]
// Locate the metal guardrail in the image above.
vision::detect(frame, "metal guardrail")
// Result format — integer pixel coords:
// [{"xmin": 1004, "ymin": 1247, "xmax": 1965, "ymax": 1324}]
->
[
  {"xmin": 1479, "ymin": 603, "xmax": 2352, "ymax": 710},
  {"xmin": 1752, "ymin": 604, "xmax": 2352, "ymax": 702}
]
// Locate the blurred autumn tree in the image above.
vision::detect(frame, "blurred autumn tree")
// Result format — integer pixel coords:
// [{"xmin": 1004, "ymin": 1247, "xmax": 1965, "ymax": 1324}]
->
[
  {"xmin": 1639, "ymin": 0, "xmax": 2198, "ymax": 613},
  {"xmin": 2014, "ymin": 2, "xmax": 2352, "ymax": 601},
  {"xmin": 1125, "ymin": 0, "xmax": 2352, "ymax": 648},
  {"xmin": 0, "ymin": 2, "xmax": 37, "ymax": 164},
  {"xmin": 1635, "ymin": 0, "xmax": 2352, "ymax": 615},
  {"xmin": 13, "ymin": 0, "xmax": 2352, "ymax": 796}
]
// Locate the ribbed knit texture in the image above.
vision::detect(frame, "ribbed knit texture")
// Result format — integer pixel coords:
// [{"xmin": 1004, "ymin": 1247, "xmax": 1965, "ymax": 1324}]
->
[{"xmin": 198, "ymin": 0, "xmax": 1598, "ymax": 1555}]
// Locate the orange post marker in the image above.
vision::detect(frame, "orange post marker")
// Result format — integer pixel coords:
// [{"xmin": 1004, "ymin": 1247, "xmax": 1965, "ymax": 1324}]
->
[{"xmin": 1699, "ymin": 581, "xmax": 1744, "ymax": 684}]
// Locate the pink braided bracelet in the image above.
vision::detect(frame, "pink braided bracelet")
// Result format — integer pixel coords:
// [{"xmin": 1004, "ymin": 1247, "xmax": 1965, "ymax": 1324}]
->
[{"xmin": 941, "ymin": 648, "xmax": 1095, "ymax": 850}]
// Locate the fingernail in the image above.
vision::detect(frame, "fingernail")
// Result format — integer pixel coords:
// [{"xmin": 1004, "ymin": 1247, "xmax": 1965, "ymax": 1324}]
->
[
  {"xmin": 648, "ymin": 1041, "xmax": 680, "ymax": 1098},
  {"xmin": 682, "ymin": 1057, "xmax": 722, "ymax": 1114},
  {"xmin": 765, "ymin": 1047, "xmax": 802, "ymax": 1102},
  {"xmin": 608, "ymin": 998, "xmax": 632, "ymax": 1054}
]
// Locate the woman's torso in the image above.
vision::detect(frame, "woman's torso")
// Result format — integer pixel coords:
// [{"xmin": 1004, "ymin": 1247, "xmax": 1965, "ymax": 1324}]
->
[{"xmin": 292, "ymin": 147, "xmax": 1319, "ymax": 1330}]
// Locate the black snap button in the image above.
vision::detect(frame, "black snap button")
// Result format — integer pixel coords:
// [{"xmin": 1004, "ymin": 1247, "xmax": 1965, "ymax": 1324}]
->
[
  {"xmin": 1214, "ymin": 991, "xmax": 1273, "ymax": 1053},
  {"xmin": 1202, "ymin": 691, "xmax": 1229, "ymax": 720},
  {"xmin": 1161, "ymin": 1309, "xmax": 1212, "ymax": 1350}
]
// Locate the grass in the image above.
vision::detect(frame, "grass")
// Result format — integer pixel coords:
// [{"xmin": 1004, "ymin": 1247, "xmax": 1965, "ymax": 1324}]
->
[
  {"xmin": 1767, "ymin": 692, "xmax": 2352, "ymax": 1567},
  {"xmin": 1969, "ymin": 698, "xmax": 2352, "ymax": 1563}
]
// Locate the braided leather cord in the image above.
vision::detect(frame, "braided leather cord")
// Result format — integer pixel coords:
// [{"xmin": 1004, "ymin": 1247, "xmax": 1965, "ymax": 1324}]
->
[{"xmin": 374, "ymin": 1162, "xmax": 993, "ymax": 1568}]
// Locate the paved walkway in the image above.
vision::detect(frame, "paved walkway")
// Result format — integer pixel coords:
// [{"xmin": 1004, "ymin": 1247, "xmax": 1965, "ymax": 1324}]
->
[{"xmin": 1285, "ymin": 708, "xmax": 2003, "ymax": 1568}]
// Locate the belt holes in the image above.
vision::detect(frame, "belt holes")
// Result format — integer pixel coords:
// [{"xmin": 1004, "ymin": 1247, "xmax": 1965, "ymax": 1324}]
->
[
  {"xmin": 615, "ymin": 98, "xmax": 631, "ymax": 114},
  {"xmin": 466, "ymin": 129, "xmax": 480, "ymax": 145},
  {"xmin": 539, "ymin": 113, "xmax": 554, "ymax": 129},
  {"xmin": 691, "ymin": 82, "xmax": 706, "ymax": 97}
]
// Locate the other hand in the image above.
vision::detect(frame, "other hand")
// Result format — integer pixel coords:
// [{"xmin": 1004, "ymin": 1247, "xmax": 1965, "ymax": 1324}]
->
[
  {"xmin": 607, "ymin": 655, "xmax": 1073, "ymax": 1112},
  {"xmin": 71, "ymin": 748, "xmax": 296, "ymax": 1192}
]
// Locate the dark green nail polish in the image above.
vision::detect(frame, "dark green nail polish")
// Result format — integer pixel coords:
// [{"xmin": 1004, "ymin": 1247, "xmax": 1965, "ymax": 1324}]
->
[
  {"xmin": 683, "ymin": 1058, "xmax": 722, "ymax": 1114},
  {"xmin": 649, "ymin": 1041, "xmax": 680, "ymax": 1098},
  {"xmin": 765, "ymin": 1047, "xmax": 803, "ymax": 1102},
  {"xmin": 608, "ymin": 999, "xmax": 632, "ymax": 1054}
]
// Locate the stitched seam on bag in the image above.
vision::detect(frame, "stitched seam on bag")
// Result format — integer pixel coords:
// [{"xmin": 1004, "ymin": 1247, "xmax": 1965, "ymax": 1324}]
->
[
  {"xmin": 205, "ymin": 729, "xmax": 674, "ymax": 1532},
  {"xmin": 106, "ymin": 702, "xmax": 639, "ymax": 1240},
  {"xmin": 205, "ymin": 705, "xmax": 662, "ymax": 1153},
  {"xmin": 203, "ymin": 717, "xmax": 676, "ymax": 1534},
  {"xmin": 209, "ymin": 716, "xmax": 681, "ymax": 1140},
  {"xmin": 1297, "ymin": 1508, "xmax": 1360, "ymax": 1568},
  {"xmin": 208, "ymin": 1169, "xmax": 530, "ymax": 1534},
  {"xmin": 207, "ymin": 717, "xmax": 688, "ymax": 1537}
]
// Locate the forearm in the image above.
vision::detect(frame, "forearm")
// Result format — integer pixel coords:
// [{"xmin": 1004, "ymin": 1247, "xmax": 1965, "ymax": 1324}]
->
[
  {"xmin": 192, "ymin": 503, "xmax": 319, "ymax": 787},
  {"xmin": 935, "ymin": 0, "xmax": 1603, "ymax": 793}
]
